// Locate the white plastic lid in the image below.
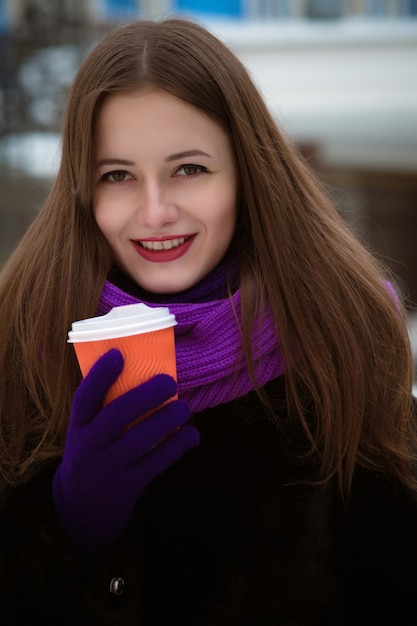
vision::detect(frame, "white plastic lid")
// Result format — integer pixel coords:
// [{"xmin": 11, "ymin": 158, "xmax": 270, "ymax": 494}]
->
[{"xmin": 68, "ymin": 303, "xmax": 177, "ymax": 342}]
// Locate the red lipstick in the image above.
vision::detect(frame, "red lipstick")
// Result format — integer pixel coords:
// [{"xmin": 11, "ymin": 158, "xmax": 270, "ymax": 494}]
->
[{"xmin": 132, "ymin": 235, "xmax": 196, "ymax": 263}]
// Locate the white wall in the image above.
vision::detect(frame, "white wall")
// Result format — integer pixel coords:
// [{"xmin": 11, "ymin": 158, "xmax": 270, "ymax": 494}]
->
[{"xmin": 211, "ymin": 18, "xmax": 417, "ymax": 170}]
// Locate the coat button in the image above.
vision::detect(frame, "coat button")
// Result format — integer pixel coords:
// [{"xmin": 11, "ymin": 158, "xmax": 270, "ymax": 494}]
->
[{"xmin": 109, "ymin": 577, "xmax": 124, "ymax": 595}]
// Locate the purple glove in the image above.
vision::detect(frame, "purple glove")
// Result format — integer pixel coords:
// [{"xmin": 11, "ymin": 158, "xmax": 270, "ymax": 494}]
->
[{"xmin": 53, "ymin": 348, "xmax": 199, "ymax": 554}]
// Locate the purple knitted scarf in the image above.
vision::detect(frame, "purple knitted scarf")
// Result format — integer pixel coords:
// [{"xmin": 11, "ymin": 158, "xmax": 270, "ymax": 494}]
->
[{"xmin": 96, "ymin": 265, "xmax": 285, "ymax": 413}]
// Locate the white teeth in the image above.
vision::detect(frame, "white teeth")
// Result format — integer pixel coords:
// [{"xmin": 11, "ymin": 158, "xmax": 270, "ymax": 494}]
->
[{"xmin": 140, "ymin": 237, "xmax": 187, "ymax": 250}]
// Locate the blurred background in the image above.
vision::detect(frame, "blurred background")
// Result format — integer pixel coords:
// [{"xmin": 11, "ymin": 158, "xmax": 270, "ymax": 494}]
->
[{"xmin": 0, "ymin": 0, "xmax": 416, "ymax": 380}]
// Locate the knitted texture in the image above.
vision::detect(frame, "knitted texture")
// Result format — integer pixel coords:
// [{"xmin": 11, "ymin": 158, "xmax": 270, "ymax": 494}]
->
[{"xmin": 97, "ymin": 269, "xmax": 286, "ymax": 414}]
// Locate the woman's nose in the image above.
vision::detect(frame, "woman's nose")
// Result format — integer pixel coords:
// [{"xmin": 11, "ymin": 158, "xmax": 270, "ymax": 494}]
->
[{"xmin": 137, "ymin": 180, "xmax": 178, "ymax": 228}]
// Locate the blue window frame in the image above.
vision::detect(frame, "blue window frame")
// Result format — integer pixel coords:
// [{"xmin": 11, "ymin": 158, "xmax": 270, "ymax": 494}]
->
[
  {"xmin": 174, "ymin": 0, "xmax": 242, "ymax": 17},
  {"xmin": 102, "ymin": 0, "xmax": 138, "ymax": 19}
]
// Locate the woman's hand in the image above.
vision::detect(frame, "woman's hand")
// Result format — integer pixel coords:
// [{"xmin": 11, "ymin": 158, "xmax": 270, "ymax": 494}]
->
[{"xmin": 52, "ymin": 348, "xmax": 199, "ymax": 553}]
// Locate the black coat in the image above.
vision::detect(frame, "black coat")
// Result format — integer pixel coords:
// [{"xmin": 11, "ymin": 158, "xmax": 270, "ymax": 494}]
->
[{"xmin": 1, "ymin": 376, "xmax": 417, "ymax": 625}]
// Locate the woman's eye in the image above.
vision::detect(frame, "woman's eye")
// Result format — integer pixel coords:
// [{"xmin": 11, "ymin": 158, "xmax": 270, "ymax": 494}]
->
[
  {"xmin": 101, "ymin": 170, "xmax": 133, "ymax": 183},
  {"xmin": 175, "ymin": 164, "xmax": 207, "ymax": 177}
]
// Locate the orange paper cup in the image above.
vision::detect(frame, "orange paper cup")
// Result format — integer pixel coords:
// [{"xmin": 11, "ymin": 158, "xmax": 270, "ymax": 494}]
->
[{"xmin": 68, "ymin": 303, "xmax": 177, "ymax": 407}]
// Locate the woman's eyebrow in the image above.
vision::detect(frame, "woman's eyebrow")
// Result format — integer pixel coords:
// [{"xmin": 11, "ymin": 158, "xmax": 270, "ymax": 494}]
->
[
  {"xmin": 96, "ymin": 151, "xmax": 211, "ymax": 167},
  {"xmin": 165, "ymin": 150, "xmax": 211, "ymax": 162},
  {"xmin": 96, "ymin": 158, "xmax": 136, "ymax": 167}
]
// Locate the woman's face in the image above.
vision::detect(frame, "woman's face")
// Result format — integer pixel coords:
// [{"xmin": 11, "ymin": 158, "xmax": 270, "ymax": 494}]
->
[{"xmin": 94, "ymin": 88, "xmax": 238, "ymax": 294}]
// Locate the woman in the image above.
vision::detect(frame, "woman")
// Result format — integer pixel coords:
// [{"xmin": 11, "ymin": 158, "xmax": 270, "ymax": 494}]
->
[{"xmin": 0, "ymin": 17, "xmax": 416, "ymax": 625}]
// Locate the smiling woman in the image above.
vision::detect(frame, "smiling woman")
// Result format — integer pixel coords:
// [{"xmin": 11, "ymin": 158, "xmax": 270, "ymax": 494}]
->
[
  {"xmin": 0, "ymin": 17, "xmax": 417, "ymax": 626},
  {"xmin": 93, "ymin": 88, "xmax": 238, "ymax": 293}
]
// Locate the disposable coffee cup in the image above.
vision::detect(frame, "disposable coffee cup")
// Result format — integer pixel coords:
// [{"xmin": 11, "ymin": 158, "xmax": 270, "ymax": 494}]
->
[{"xmin": 68, "ymin": 303, "xmax": 177, "ymax": 406}]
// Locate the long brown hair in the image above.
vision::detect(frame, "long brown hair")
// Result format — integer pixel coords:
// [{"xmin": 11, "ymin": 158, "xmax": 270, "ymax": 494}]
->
[{"xmin": 0, "ymin": 18, "xmax": 415, "ymax": 495}]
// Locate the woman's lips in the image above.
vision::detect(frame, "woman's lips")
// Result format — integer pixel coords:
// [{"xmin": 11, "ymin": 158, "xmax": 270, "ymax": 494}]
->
[{"xmin": 131, "ymin": 235, "xmax": 196, "ymax": 263}]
